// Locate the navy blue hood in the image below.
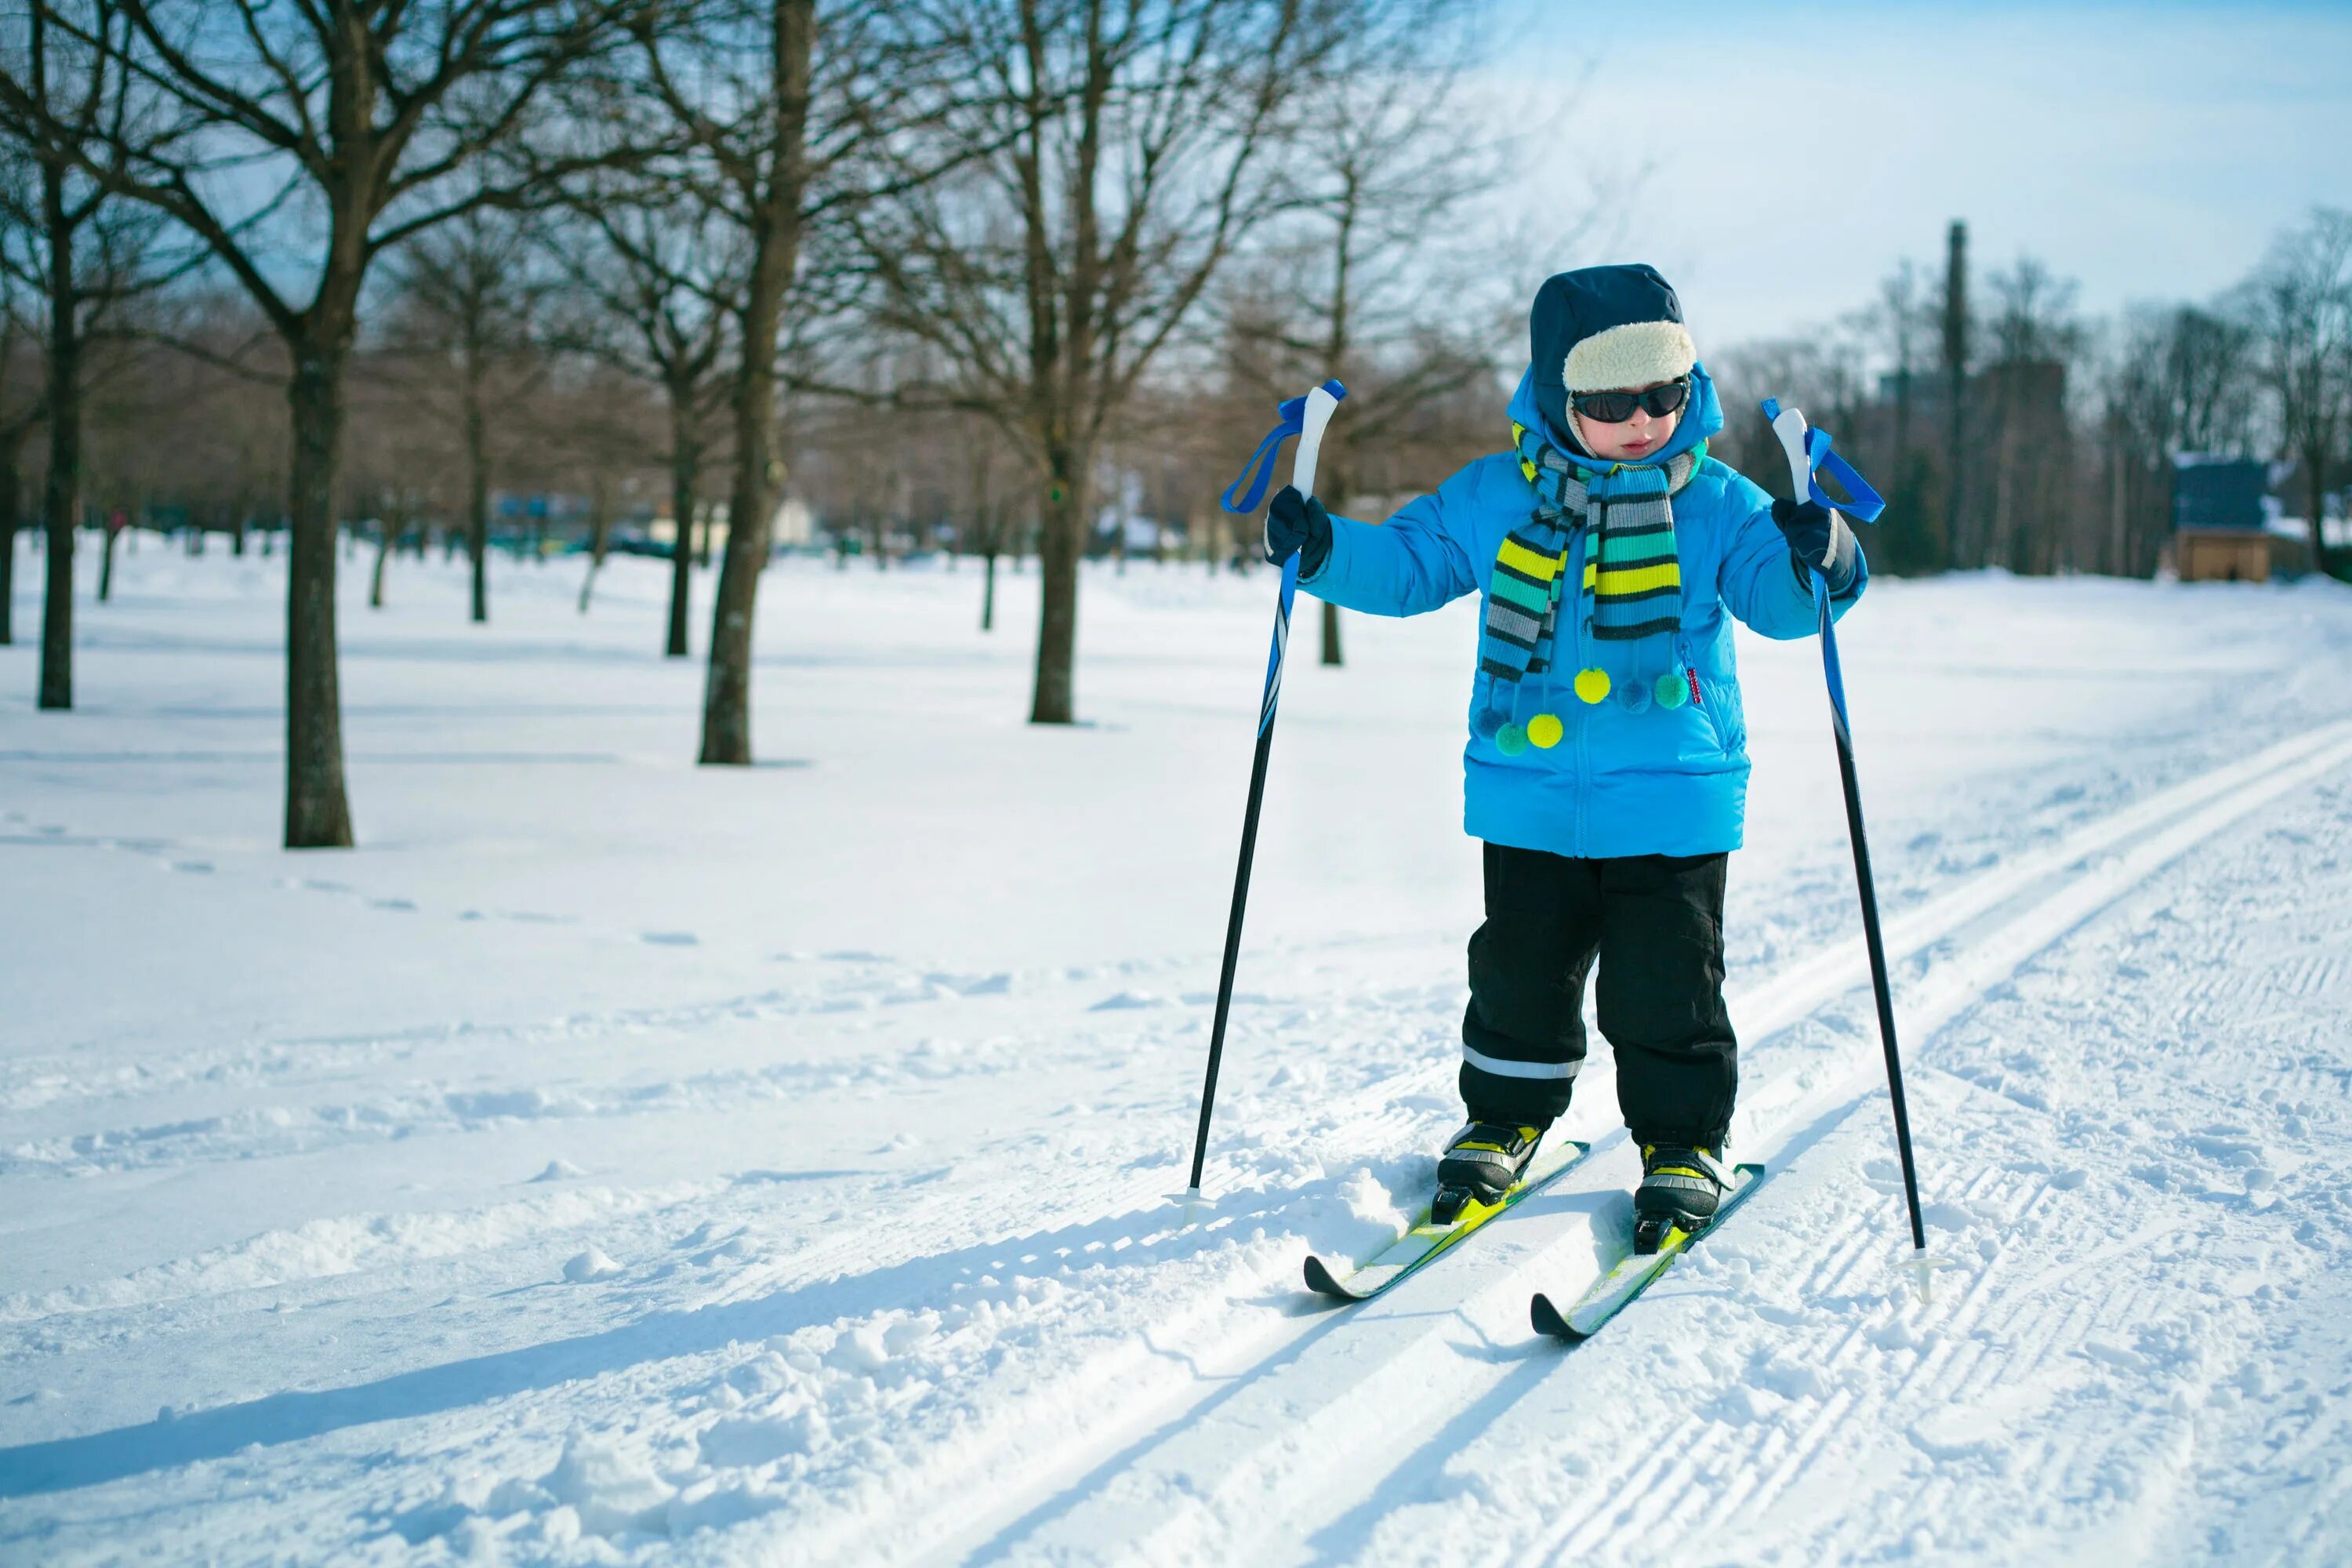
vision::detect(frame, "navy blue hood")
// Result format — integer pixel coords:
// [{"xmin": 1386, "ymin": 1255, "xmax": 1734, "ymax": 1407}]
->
[{"xmin": 1527, "ymin": 263, "xmax": 1687, "ymax": 446}]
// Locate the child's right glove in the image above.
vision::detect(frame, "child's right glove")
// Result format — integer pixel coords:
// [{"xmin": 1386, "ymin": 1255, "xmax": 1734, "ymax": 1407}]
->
[
  {"xmin": 1265, "ymin": 485, "xmax": 1333, "ymax": 575},
  {"xmin": 1770, "ymin": 497, "xmax": 1859, "ymax": 595}
]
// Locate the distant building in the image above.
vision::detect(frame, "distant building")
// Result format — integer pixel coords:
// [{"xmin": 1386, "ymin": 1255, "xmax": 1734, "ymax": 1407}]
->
[{"xmin": 2172, "ymin": 456, "xmax": 2272, "ymax": 582}]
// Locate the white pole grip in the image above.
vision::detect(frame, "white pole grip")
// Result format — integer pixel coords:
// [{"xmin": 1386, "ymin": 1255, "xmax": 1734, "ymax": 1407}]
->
[
  {"xmin": 1769, "ymin": 403, "xmax": 1814, "ymax": 509},
  {"xmin": 1770, "ymin": 401, "xmax": 1849, "ymax": 530},
  {"xmin": 1290, "ymin": 384, "xmax": 1340, "ymax": 501}
]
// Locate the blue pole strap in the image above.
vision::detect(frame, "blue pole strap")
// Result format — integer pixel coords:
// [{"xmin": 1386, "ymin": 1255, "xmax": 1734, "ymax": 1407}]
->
[
  {"xmin": 1219, "ymin": 379, "xmax": 1346, "ymax": 515},
  {"xmin": 1760, "ymin": 398, "xmax": 1887, "ymax": 522}
]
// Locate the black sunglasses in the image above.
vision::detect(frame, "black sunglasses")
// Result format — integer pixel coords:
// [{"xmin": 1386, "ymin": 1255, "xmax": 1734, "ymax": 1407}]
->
[{"xmin": 1570, "ymin": 379, "xmax": 1689, "ymax": 424}]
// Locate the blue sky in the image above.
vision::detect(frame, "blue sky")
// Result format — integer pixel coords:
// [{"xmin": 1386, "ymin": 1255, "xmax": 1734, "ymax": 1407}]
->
[{"xmin": 1479, "ymin": 0, "xmax": 2352, "ymax": 354}]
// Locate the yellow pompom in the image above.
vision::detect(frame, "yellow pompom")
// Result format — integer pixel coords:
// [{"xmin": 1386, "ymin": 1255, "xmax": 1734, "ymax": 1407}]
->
[
  {"xmin": 1573, "ymin": 669, "xmax": 1611, "ymax": 705},
  {"xmin": 1526, "ymin": 713, "xmax": 1563, "ymax": 749}
]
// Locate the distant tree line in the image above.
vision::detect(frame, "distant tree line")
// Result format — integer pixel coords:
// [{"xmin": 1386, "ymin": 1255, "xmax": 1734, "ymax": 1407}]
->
[
  {"xmin": 0, "ymin": 0, "xmax": 1545, "ymax": 848},
  {"xmin": 1709, "ymin": 212, "xmax": 2352, "ymax": 585}
]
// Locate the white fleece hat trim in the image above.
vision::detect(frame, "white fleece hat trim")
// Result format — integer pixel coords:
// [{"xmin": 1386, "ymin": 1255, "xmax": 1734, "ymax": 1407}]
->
[{"xmin": 1562, "ymin": 318, "xmax": 1697, "ymax": 394}]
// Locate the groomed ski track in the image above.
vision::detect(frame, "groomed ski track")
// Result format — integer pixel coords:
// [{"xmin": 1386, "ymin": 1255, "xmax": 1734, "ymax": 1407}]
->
[{"xmin": 851, "ymin": 719, "xmax": 2352, "ymax": 1568}]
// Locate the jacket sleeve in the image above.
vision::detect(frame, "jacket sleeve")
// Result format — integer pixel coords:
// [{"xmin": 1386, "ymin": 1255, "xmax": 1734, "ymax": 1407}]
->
[
  {"xmin": 1298, "ymin": 461, "xmax": 1482, "ymax": 618},
  {"xmin": 1715, "ymin": 470, "xmax": 1868, "ymax": 640}
]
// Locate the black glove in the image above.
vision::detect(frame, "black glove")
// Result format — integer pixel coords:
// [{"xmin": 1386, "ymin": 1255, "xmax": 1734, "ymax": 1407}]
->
[
  {"xmin": 1265, "ymin": 485, "xmax": 1333, "ymax": 575},
  {"xmin": 1770, "ymin": 496, "xmax": 1859, "ymax": 595}
]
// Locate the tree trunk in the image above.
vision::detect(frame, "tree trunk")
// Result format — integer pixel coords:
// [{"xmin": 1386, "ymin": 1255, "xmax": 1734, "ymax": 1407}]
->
[
  {"xmin": 1029, "ymin": 456, "xmax": 1087, "ymax": 724},
  {"xmin": 1311, "ymin": 454, "xmax": 1347, "ymax": 668},
  {"xmin": 700, "ymin": 466, "xmax": 776, "ymax": 764},
  {"xmin": 38, "ymin": 165, "xmax": 78, "ymax": 711},
  {"xmin": 0, "ymin": 448, "xmax": 18, "ymax": 646},
  {"xmin": 665, "ymin": 383, "xmax": 699, "ymax": 656},
  {"xmin": 97, "ymin": 516, "xmax": 116, "ymax": 601},
  {"xmin": 2308, "ymin": 452, "xmax": 2331, "ymax": 579},
  {"xmin": 579, "ymin": 468, "xmax": 613, "ymax": 615},
  {"xmin": 370, "ymin": 515, "xmax": 394, "ymax": 608},
  {"xmin": 465, "ymin": 341, "xmax": 489, "ymax": 623},
  {"xmin": 283, "ymin": 345, "xmax": 355, "ymax": 849},
  {"xmin": 698, "ymin": 0, "xmax": 813, "ymax": 767},
  {"xmin": 981, "ymin": 548, "xmax": 997, "ymax": 631}
]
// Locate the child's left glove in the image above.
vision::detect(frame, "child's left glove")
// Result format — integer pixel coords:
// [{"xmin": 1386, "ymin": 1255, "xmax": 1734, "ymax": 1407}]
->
[
  {"xmin": 1770, "ymin": 497, "xmax": 1859, "ymax": 594},
  {"xmin": 1265, "ymin": 485, "xmax": 1333, "ymax": 575}
]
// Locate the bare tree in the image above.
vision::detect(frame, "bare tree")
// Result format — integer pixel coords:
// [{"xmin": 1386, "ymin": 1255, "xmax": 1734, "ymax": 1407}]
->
[
  {"xmin": 0, "ymin": 0, "xmax": 654, "ymax": 845},
  {"xmin": 1212, "ymin": 0, "xmax": 1519, "ymax": 666},
  {"xmin": 859, "ymin": 0, "xmax": 1339, "ymax": 724},
  {"xmin": 0, "ymin": 5, "xmax": 170, "ymax": 708},
  {"xmin": 2096, "ymin": 303, "xmax": 2259, "ymax": 577},
  {"xmin": 383, "ymin": 207, "xmax": 549, "ymax": 624},
  {"xmin": 0, "ymin": 231, "xmax": 42, "ymax": 644},
  {"xmin": 2246, "ymin": 208, "xmax": 2352, "ymax": 575},
  {"xmin": 527, "ymin": 356, "xmax": 654, "ymax": 615},
  {"xmin": 546, "ymin": 188, "xmax": 735, "ymax": 651},
  {"xmin": 1852, "ymin": 257, "xmax": 1946, "ymax": 573},
  {"xmin": 621, "ymin": 0, "xmax": 979, "ymax": 763},
  {"xmin": 1977, "ymin": 255, "xmax": 2083, "ymax": 572}
]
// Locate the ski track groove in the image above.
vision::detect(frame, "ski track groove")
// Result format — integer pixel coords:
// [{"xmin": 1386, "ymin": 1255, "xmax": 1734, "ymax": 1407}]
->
[{"xmin": 851, "ymin": 720, "xmax": 2352, "ymax": 1567}]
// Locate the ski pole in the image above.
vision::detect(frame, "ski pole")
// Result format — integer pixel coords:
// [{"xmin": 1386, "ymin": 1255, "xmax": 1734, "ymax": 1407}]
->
[
  {"xmin": 1184, "ymin": 379, "xmax": 1348, "ymax": 1203},
  {"xmin": 1762, "ymin": 398, "xmax": 1926, "ymax": 1258}
]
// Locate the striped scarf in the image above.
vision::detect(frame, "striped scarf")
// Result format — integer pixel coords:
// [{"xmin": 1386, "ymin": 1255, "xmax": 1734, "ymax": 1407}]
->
[{"xmin": 1471, "ymin": 423, "xmax": 1700, "ymax": 739}]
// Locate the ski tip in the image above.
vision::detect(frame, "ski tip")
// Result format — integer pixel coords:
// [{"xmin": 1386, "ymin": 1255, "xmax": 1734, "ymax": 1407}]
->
[
  {"xmin": 1303, "ymin": 1254, "xmax": 1349, "ymax": 1299},
  {"xmin": 1529, "ymin": 1292, "xmax": 1585, "ymax": 1342}
]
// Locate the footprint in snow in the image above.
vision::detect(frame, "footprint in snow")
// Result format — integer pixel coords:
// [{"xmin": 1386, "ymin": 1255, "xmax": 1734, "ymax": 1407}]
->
[
  {"xmin": 641, "ymin": 931, "xmax": 699, "ymax": 947},
  {"xmin": 171, "ymin": 860, "xmax": 214, "ymax": 875}
]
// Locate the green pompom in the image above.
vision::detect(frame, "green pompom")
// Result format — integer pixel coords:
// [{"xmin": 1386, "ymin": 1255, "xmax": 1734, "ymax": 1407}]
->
[
  {"xmin": 1655, "ymin": 672, "xmax": 1688, "ymax": 710},
  {"xmin": 1496, "ymin": 723, "xmax": 1528, "ymax": 756}
]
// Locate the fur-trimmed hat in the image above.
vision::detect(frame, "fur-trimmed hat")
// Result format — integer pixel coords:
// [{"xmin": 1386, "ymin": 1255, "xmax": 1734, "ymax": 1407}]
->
[{"xmin": 1528, "ymin": 264, "xmax": 1697, "ymax": 440}]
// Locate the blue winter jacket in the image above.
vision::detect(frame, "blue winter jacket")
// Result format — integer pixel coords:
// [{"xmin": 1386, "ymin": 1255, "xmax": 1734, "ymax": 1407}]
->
[{"xmin": 1301, "ymin": 362, "xmax": 1866, "ymax": 859}]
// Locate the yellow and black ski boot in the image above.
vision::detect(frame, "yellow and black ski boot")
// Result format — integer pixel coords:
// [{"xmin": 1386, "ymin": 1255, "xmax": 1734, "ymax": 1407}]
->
[
  {"xmin": 1434, "ymin": 1121, "xmax": 1545, "ymax": 1224},
  {"xmin": 1634, "ymin": 1143, "xmax": 1730, "ymax": 1253}
]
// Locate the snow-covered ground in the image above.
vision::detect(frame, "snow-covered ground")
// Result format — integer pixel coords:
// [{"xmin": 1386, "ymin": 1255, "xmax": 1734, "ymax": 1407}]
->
[{"xmin": 4, "ymin": 535, "xmax": 2352, "ymax": 1565}]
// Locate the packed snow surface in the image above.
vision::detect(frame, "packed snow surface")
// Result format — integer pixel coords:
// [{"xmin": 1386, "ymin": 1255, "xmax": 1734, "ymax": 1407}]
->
[{"xmin": 5, "ymin": 538, "xmax": 2352, "ymax": 1565}]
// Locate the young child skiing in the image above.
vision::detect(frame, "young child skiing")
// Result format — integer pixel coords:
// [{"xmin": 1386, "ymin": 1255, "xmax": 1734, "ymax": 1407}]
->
[{"xmin": 1264, "ymin": 263, "xmax": 1866, "ymax": 1247}]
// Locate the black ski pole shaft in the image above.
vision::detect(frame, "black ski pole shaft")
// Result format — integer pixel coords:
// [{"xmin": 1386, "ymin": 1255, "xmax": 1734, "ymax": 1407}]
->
[
  {"xmin": 1187, "ymin": 582, "xmax": 1291, "ymax": 1194},
  {"xmin": 1185, "ymin": 380, "xmax": 1344, "ymax": 1200},
  {"xmin": 1820, "ymin": 595, "xmax": 1928, "ymax": 1253}
]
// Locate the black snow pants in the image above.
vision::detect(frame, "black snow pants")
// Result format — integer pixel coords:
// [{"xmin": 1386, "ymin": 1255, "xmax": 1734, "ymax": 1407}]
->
[{"xmin": 1459, "ymin": 842, "xmax": 1737, "ymax": 1149}]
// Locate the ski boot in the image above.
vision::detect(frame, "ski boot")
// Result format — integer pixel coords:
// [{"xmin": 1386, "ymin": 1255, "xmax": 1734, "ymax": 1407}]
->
[
  {"xmin": 1433, "ymin": 1121, "xmax": 1545, "ymax": 1224},
  {"xmin": 1633, "ymin": 1144, "xmax": 1730, "ymax": 1253}
]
